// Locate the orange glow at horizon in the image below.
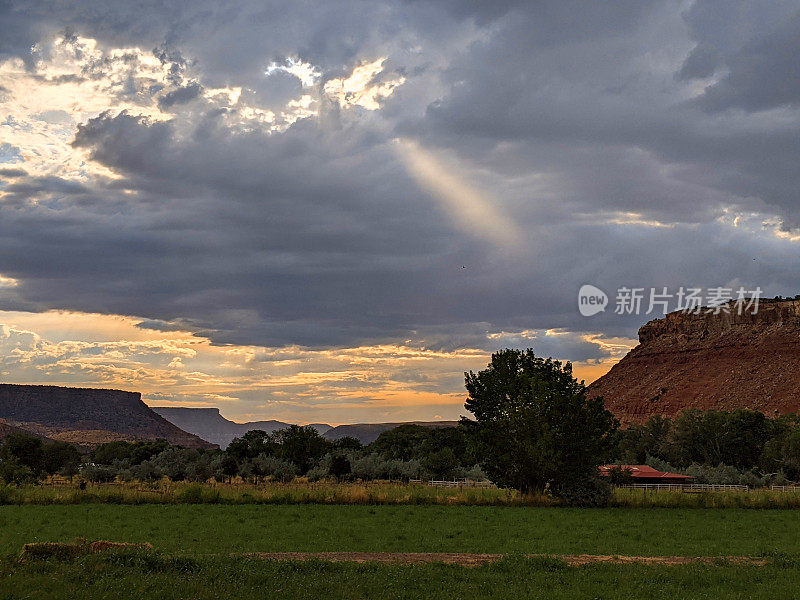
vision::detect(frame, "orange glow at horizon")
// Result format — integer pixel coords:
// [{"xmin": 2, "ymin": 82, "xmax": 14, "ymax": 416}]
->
[{"xmin": 0, "ymin": 309, "xmax": 629, "ymax": 424}]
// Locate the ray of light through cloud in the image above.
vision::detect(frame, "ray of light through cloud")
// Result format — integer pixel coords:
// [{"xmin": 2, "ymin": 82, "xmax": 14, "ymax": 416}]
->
[{"xmin": 393, "ymin": 138, "xmax": 522, "ymax": 249}]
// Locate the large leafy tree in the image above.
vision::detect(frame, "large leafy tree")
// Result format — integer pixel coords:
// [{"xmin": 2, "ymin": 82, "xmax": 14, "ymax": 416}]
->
[
  {"xmin": 463, "ymin": 349, "xmax": 617, "ymax": 499},
  {"xmin": 272, "ymin": 425, "xmax": 330, "ymax": 474},
  {"xmin": 0, "ymin": 433, "xmax": 44, "ymax": 475},
  {"xmin": 226, "ymin": 430, "xmax": 277, "ymax": 463}
]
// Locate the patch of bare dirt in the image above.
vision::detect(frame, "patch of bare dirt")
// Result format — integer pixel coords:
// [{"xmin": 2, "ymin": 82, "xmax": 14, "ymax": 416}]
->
[{"xmin": 239, "ymin": 552, "xmax": 769, "ymax": 567}]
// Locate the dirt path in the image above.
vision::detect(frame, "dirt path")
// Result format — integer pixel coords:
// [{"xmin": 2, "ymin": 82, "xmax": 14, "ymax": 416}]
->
[{"xmin": 239, "ymin": 552, "xmax": 769, "ymax": 567}]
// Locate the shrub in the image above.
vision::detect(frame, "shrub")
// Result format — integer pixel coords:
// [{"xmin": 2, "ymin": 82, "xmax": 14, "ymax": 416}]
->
[
  {"xmin": 465, "ymin": 464, "xmax": 489, "ymax": 482},
  {"xmin": 81, "ymin": 464, "xmax": 117, "ymax": 483},
  {"xmin": 253, "ymin": 455, "xmax": 297, "ymax": 482},
  {"xmin": 0, "ymin": 457, "xmax": 36, "ymax": 484},
  {"xmin": 551, "ymin": 476, "xmax": 611, "ymax": 507}
]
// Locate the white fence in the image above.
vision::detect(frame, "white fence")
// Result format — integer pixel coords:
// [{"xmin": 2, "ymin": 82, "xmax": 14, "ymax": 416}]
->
[
  {"xmin": 619, "ymin": 483, "xmax": 749, "ymax": 492},
  {"xmin": 411, "ymin": 479, "xmax": 495, "ymax": 488},
  {"xmin": 771, "ymin": 485, "xmax": 800, "ymax": 492}
]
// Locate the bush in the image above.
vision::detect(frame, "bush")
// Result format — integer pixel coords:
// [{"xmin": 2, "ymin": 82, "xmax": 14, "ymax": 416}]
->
[
  {"xmin": 1, "ymin": 434, "xmax": 44, "ymax": 475},
  {"xmin": 605, "ymin": 466, "xmax": 634, "ymax": 486},
  {"xmin": 250, "ymin": 455, "xmax": 297, "ymax": 482},
  {"xmin": 350, "ymin": 453, "xmax": 388, "ymax": 480},
  {"xmin": 464, "ymin": 464, "xmax": 489, "ymax": 482},
  {"xmin": 0, "ymin": 457, "xmax": 36, "ymax": 484},
  {"xmin": 81, "ymin": 464, "xmax": 117, "ymax": 483},
  {"xmin": 551, "ymin": 476, "xmax": 611, "ymax": 507},
  {"xmin": 129, "ymin": 460, "xmax": 162, "ymax": 481}
]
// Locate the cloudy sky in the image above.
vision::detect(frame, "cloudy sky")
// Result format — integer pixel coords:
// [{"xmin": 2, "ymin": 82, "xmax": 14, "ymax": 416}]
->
[{"xmin": 1, "ymin": 0, "xmax": 799, "ymax": 424}]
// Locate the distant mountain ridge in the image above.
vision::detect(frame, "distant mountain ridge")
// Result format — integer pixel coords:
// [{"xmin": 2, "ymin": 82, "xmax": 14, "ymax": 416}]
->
[
  {"xmin": 0, "ymin": 384, "xmax": 214, "ymax": 448},
  {"xmin": 323, "ymin": 421, "xmax": 460, "ymax": 445},
  {"xmin": 152, "ymin": 407, "xmax": 459, "ymax": 446},
  {"xmin": 151, "ymin": 407, "xmax": 331, "ymax": 448}
]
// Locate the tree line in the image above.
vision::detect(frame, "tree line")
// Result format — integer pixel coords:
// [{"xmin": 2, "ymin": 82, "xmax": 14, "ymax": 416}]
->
[
  {"xmin": 2, "ymin": 349, "xmax": 800, "ymax": 504},
  {"xmin": 0, "ymin": 424, "xmax": 487, "ymax": 486}
]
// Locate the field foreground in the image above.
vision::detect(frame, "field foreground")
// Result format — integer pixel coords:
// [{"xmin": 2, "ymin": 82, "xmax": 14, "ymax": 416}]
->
[
  {"xmin": 238, "ymin": 551, "xmax": 769, "ymax": 566},
  {"xmin": 3, "ymin": 504, "xmax": 800, "ymax": 598},
  {"xmin": 1, "ymin": 550, "xmax": 799, "ymax": 600},
  {"xmin": 3, "ymin": 504, "xmax": 800, "ymax": 556},
  {"xmin": 4, "ymin": 481, "xmax": 800, "ymax": 508}
]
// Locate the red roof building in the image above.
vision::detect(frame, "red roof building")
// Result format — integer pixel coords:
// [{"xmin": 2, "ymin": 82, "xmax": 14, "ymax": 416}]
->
[{"xmin": 598, "ymin": 464, "xmax": 695, "ymax": 485}]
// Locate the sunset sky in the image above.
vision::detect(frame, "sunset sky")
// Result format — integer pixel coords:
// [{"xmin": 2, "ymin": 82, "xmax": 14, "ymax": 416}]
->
[{"xmin": 1, "ymin": 1, "xmax": 799, "ymax": 424}]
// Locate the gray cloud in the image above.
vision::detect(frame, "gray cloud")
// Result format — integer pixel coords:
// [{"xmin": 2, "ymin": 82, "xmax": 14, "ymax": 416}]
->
[
  {"xmin": 679, "ymin": 0, "xmax": 800, "ymax": 112},
  {"xmin": 1, "ymin": 0, "xmax": 800, "ymax": 358}
]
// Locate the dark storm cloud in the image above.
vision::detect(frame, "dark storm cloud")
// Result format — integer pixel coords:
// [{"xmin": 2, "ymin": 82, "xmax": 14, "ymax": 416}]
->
[
  {"xmin": 2, "ymin": 0, "xmax": 800, "ymax": 354},
  {"xmin": 679, "ymin": 0, "xmax": 800, "ymax": 112},
  {"xmin": 412, "ymin": 1, "xmax": 800, "ymax": 224},
  {"xmin": 158, "ymin": 83, "xmax": 203, "ymax": 110}
]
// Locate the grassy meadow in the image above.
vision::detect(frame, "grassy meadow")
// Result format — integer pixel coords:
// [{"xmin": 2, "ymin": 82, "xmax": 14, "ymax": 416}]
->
[
  {"xmin": 0, "ymin": 480, "xmax": 540, "ymax": 507},
  {"xmin": 3, "ymin": 551, "xmax": 800, "ymax": 600},
  {"xmin": 3, "ymin": 504, "xmax": 800, "ymax": 557},
  {"xmin": 3, "ymin": 480, "xmax": 800, "ymax": 508},
  {"xmin": 4, "ymin": 483, "xmax": 800, "ymax": 598}
]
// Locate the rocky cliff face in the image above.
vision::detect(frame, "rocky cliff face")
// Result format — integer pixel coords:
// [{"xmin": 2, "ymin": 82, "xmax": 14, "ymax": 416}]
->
[
  {"xmin": 587, "ymin": 300, "xmax": 800, "ymax": 424},
  {"xmin": 0, "ymin": 384, "xmax": 215, "ymax": 448}
]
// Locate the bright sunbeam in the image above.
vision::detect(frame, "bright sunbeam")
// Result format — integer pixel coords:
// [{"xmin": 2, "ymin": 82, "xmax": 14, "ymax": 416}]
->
[{"xmin": 394, "ymin": 138, "xmax": 521, "ymax": 248}]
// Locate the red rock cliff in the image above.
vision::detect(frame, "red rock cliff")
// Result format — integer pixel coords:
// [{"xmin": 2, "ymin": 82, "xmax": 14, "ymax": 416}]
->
[{"xmin": 587, "ymin": 300, "xmax": 800, "ymax": 424}]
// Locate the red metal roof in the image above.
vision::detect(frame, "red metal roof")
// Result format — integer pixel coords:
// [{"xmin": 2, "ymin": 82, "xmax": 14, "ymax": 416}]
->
[{"xmin": 598, "ymin": 465, "xmax": 695, "ymax": 480}]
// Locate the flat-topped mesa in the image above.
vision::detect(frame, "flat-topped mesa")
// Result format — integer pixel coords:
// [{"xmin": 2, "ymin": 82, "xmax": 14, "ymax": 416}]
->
[
  {"xmin": 637, "ymin": 299, "xmax": 800, "ymax": 348},
  {"xmin": 588, "ymin": 299, "xmax": 800, "ymax": 425},
  {"xmin": 0, "ymin": 384, "xmax": 215, "ymax": 448}
]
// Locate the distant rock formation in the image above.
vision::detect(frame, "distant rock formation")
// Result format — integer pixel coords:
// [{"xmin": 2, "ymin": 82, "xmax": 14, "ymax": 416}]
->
[
  {"xmin": 587, "ymin": 299, "xmax": 800, "ymax": 425},
  {"xmin": 152, "ymin": 407, "xmax": 331, "ymax": 449},
  {"xmin": 0, "ymin": 384, "xmax": 215, "ymax": 448},
  {"xmin": 153, "ymin": 406, "xmax": 459, "ymax": 446},
  {"xmin": 323, "ymin": 421, "xmax": 460, "ymax": 445}
]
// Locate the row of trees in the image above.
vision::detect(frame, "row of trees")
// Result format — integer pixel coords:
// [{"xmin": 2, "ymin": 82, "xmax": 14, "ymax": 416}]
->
[
  {"xmin": 617, "ymin": 410, "xmax": 800, "ymax": 481},
  {"xmin": 78, "ymin": 423, "xmax": 488, "ymax": 485},
  {"xmin": 0, "ymin": 420, "xmax": 490, "ymax": 485},
  {"xmin": 3, "ymin": 349, "xmax": 800, "ymax": 504}
]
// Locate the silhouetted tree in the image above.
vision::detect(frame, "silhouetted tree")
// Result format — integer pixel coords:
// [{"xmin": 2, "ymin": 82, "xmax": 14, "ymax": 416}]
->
[
  {"xmin": 272, "ymin": 425, "xmax": 330, "ymax": 474},
  {"xmin": 42, "ymin": 441, "xmax": 81, "ymax": 476},
  {"xmin": 226, "ymin": 430, "xmax": 276, "ymax": 463},
  {"xmin": 1, "ymin": 433, "xmax": 44, "ymax": 475},
  {"xmin": 329, "ymin": 453, "xmax": 352, "ymax": 481},
  {"xmin": 464, "ymin": 349, "xmax": 617, "ymax": 504},
  {"xmin": 332, "ymin": 437, "xmax": 363, "ymax": 451}
]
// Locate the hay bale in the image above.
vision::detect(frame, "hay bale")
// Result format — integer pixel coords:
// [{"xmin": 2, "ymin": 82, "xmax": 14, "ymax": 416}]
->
[
  {"xmin": 20, "ymin": 542, "xmax": 86, "ymax": 561},
  {"xmin": 20, "ymin": 539, "xmax": 152, "ymax": 561}
]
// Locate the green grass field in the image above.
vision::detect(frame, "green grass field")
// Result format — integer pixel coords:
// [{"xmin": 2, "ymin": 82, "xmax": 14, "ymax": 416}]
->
[
  {"xmin": 2, "ymin": 504, "xmax": 799, "ymax": 557},
  {"xmin": 4, "ymin": 501, "xmax": 800, "ymax": 598},
  {"xmin": 3, "ymin": 551, "xmax": 800, "ymax": 600}
]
